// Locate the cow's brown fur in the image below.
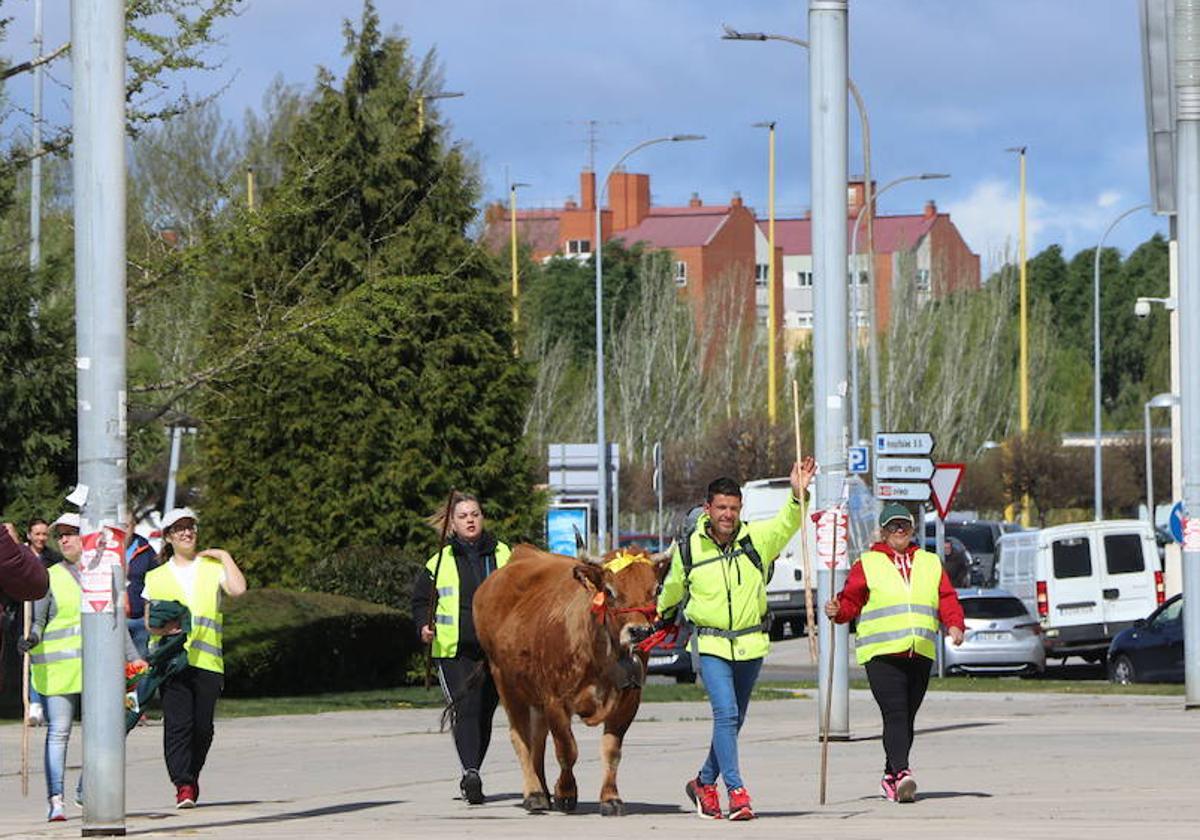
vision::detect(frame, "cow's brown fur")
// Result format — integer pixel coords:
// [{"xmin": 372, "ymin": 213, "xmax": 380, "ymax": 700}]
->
[{"xmin": 473, "ymin": 544, "xmax": 667, "ymax": 816}]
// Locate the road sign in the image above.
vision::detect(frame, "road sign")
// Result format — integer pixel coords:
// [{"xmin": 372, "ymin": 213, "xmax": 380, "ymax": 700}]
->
[
  {"xmin": 1170, "ymin": 501, "xmax": 1185, "ymax": 543},
  {"xmin": 875, "ymin": 481, "xmax": 932, "ymax": 501},
  {"xmin": 848, "ymin": 445, "xmax": 870, "ymax": 474},
  {"xmin": 930, "ymin": 463, "xmax": 967, "ymax": 519},
  {"xmin": 875, "ymin": 432, "xmax": 935, "ymax": 455},
  {"xmin": 875, "ymin": 457, "xmax": 935, "ymax": 480}
]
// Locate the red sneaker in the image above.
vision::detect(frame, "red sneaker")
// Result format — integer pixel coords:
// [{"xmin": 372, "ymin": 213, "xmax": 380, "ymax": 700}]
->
[
  {"xmin": 684, "ymin": 776, "xmax": 722, "ymax": 820},
  {"xmin": 727, "ymin": 786, "xmax": 755, "ymax": 821},
  {"xmin": 895, "ymin": 769, "xmax": 917, "ymax": 803},
  {"xmin": 176, "ymin": 784, "xmax": 197, "ymax": 809}
]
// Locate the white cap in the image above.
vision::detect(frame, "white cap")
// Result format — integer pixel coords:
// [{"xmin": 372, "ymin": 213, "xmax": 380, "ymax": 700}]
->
[
  {"xmin": 161, "ymin": 507, "xmax": 198, "ymax": 532},
  {"xmin": 52, "ymin": 512, "xmax": 81, "ymax": 532}
]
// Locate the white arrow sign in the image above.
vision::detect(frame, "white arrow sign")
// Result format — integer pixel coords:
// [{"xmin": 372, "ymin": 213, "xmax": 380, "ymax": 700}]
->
[
  {"xmin": 875, "ymin": 481, "xmax": 932, "ymax": 501},
  {"xmin": 875, "ymin": 432, "xmax": 935, "ymax": 455},
  {"xmin": 875, "ymin": 457, "xmax": 936, "ymax": 480}
]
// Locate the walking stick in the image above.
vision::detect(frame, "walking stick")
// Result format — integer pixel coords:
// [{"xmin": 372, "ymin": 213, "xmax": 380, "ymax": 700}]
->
[
  {"xmin": 424, "ymin": 487, "xmax": 458, "ymax": 690},
  {"xmin": 792, "ymin": 380, "xmax": 818, "ymax": 664},
  {"xmin": 819, "ymin": 487, "xmax": 842, "ymax": 805},
  {"xmin": 21, "ymin": 600, "xmax": 31, "ymax": 797}
]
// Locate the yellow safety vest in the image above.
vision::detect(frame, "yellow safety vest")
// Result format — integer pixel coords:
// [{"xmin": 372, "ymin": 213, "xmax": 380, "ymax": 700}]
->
[
  {"xmin": 855, "ymin": 549, "xmax": 942, "ymax": 665},
  {"xmin": 30, "ymin": 564, "xmax": 83, "ymax": 696},
  {"xmin": 427, "ymin": 541, "xmax": 511, "ymax": 659},
  {"xmin": 144, "ymin": 559, "xmax": 226, "ymax": 674}
]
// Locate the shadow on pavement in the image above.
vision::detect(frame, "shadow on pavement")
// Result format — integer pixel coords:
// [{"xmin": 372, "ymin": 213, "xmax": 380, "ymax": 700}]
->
[
  {"xmin": 849, "ymin": 721, "xmax": 998, "ymax": 742},
  {"xmin": 914, "ymin": 791, "xmax": 993, "ymax": 800},
  {"xmin": 125, "ymin": 799, "xmax": 399, "ymax": 834}
]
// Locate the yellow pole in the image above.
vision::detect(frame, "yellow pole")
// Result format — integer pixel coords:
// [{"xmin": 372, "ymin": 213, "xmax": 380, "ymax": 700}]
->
[
  {"xmin": 1017, "ymin": 148, "xmax": 1031, "ymax": 526},
  {"xmin": 246, "ymin": 166, "xmax": 255, "ymax": 212},
  {"xmin": 417, "ymin": 96, "xmax": 425, "ymax": 133},
  {"xmin": 510, "ymin": 185, "xmax": 520, "ymax": 340},
  {"xmin": 767, "ymin": 122, "xmax": 778, "ymax": 424}
]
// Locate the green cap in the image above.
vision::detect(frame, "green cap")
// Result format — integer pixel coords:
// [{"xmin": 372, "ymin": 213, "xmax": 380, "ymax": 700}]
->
[{"xmin": 879, "ymin": 503, "xmax": 914, "ymax": 529}]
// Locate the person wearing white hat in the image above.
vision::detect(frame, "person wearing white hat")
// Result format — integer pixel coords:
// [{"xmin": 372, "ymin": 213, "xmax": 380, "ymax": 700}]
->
[{"xmin": 143, "ymin": 508, "xmax": 246, "ymax": 809}]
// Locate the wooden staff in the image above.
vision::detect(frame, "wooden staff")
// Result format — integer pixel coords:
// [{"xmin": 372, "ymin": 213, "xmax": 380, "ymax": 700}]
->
[
  {"xmin": 425, "ymin": 487, "xmax": 459, "ymax": 690},
  {"xmin": 21, "ymin": 600, "xmax": 31, "ymax": 796},
  {"xmin": 819, "ymin": 498, "xmax": 841, "ymax": 806},
  {"xmin": 792, "ymin": 380, "xmax": 818, "ymax": 664}
]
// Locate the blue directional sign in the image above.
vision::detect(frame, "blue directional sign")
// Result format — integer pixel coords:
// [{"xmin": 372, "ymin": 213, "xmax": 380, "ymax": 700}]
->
[
  {"xmin": 848, "ymin": 445, "xmax": 870, "ymax": 475},
  {"xmin": 1170, "ymin": 501, "xmax": 1186, "ymax": 544}
]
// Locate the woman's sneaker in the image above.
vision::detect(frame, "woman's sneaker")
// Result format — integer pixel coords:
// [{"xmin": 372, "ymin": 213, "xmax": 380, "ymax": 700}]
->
[
  {"xmin": 175, "ymin": 784, "xmax": 197, "ymax": 809},
  {"xmin": 727, "ymin": 786, "xmax": 755, "ymax": 821},
  {"xmin": 880, "ymin": 772, "xmax": 898, "ymax": 802},
  {"xmin": 684, "ymin": 776, "xmax": 722, "ymax": 819},
  {"xmin": 895, "ymin": 769, "xmax": 917, "ymax": 803},
  {"xmin": 47, "ymin": 795, "xmax": 66, "ymax": 822},
  {"xmin": 460, "ymin": 769, "xmax": 485, "ymax": 805}
]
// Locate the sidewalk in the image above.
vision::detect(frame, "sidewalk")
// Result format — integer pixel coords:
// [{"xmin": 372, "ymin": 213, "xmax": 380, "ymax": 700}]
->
[{"xmin": 1, "ymin": 688, "xmax": 1196, "ymax": 838}]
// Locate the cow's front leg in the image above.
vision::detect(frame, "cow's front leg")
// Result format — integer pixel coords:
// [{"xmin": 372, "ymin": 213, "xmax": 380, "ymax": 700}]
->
[
  {"xmin": 495, "ymin": 680, "xmax": 550, "ymax": 812},
  {"xmin": 598, "ymin": 695, "xmax": 638, "ymax": 816},
  {"xmin": 544, "ymin": 705, "xmax": 579, "ymax": 813}
]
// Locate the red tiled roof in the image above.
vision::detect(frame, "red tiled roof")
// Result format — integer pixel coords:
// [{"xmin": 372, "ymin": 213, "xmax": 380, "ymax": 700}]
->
[
  {"xmin": 614, "ymin": 209, "xmax": 731, "ymax": 248},
  {"xmin": 482, "ymin": 211, "xmax": 561, "ymax": 255},
  {"xmin": 763, "ymin": 214, "xmax": 940, "ymax": 256}
]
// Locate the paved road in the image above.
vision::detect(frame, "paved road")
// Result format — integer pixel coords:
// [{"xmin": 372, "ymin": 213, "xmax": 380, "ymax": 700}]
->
[{"xmin": 2, "ymin": 683, "xmax": 1196, "ymax": 839}]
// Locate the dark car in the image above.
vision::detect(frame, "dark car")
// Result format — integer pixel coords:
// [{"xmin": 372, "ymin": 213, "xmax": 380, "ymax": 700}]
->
[
  {"xmin": 922, "ymin": 536, "xmax": 975, "ymax": 588},
  {"xmin": 618, "ymin": 533, "xmax": 667, "ymax": 552},
  {"xmin": 645, "ymin": 621, "xmax": 696, "ymax": 683},
  {"xmin": 926, "ymin": 520, "xmax": 1010, "ymax": 586},
  {"xmin": 1108, "ymin": 594, "xmax": 1184, "ymax": 684}
]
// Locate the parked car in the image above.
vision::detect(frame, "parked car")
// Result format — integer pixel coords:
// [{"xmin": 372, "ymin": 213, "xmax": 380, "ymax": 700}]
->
[
  {"xmin": 926, "ymin": 519, "xmax": 1010, "ymax": 586},
  {"xmin": 995, "ymin": 520, "xmax": 1165, "ymax": 662},
  {"xmin": 618, "ymin": 533, "xmax": 667, "ymax": 552},
  {"xmin": 942, "ymin": 588, "xmax": 1045, "ymax": 676},
  {"xmin": 1108, "ymin": 594, "xmax": 1184, "ymax": 684},
  {"xmin": 644, "ymin": 621, "xmax": 696, "ymax": 683}
]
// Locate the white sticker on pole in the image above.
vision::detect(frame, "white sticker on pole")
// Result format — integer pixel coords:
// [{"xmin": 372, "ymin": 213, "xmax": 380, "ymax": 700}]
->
[
  {"xmin": 815, "ymin": 505, "xmax": 850, "ymax": 570},
  {"xmin": 79, "ymin": 525, "xmax": 125, "ymax": 614},
  {"xmin": 1183, "ymin": 517, "xmax": 1200, "ymax": 552}
]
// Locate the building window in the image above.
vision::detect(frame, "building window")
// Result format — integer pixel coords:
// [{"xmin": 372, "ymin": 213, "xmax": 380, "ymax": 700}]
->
[
  {"xmin": 797, "ymin": 271, "xmax": 813, "ymax": 288},
  {"xmin": 674, "ymin": 260, "xmax": 688, "ymax": 287},
  {"xmin": 757, "ymin": 304, "xmax": 769, "ymax": 324},
  {"xmin": 755, "ymin": 263, "xmax": 769, "ymax": 287},
  {"xmin": 566, "ymin": 239, "xmax": 591, "ymax": 255},
  {"xmin": 797, "ymin": 311, "xmax": 814, "ymax": 328},
  {"xmin": 915, "ymin": 268, "xmax": 931, "ymax": 292}
]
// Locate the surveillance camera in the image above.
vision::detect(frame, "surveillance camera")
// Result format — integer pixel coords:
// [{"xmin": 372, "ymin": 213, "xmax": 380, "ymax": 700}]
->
[{"xmin": 1134, "ymin": 299, "xmax": 1152, "ymax": 319}]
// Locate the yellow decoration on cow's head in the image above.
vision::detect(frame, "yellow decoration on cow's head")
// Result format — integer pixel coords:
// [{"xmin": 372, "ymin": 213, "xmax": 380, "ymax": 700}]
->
[{"xmin": 602, "ymin": 550, "xmax": 653, "ymax": 575}]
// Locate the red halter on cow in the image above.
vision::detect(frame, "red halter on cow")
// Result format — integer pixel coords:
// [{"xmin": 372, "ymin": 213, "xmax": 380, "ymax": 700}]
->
[{"xmin": 473, "ymin": 543, "xmax": 669, "ymax": 816}]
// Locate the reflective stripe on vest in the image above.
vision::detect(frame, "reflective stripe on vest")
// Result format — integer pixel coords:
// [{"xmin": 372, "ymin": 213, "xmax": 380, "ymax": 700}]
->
[
  {"xmin": 30, "ymin": 564, "xmax": 83, "ymax": 696},
  {"xmin": 426, "ymin": 541, "xmax": 511, "ymax": 658},
  {"xmin": 855, "ymin": 549, "xmax": 942, "ymax": 665},
  {"xmin": 144, "ymin": 559, "xmax": 226, "ymax": 674}
]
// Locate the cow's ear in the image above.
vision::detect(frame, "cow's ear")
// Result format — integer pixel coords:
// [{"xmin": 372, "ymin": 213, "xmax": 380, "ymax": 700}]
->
[
  {"xmin": 573, "ymin": 562, "xmax": 605, "ymax": 592},
  {"xmin": 653, "ymin": 556, "xmax": 672, "ymax": 583}
]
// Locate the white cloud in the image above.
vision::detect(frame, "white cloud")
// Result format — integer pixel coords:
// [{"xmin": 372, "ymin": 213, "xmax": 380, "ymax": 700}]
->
[
  {"xmin": 944, "ymin": 179, "xmax": 1048, "ymax": 273},
  {"xmin": 1097, "ymin": 190, "xmax": 1122, "ymax": 209}
]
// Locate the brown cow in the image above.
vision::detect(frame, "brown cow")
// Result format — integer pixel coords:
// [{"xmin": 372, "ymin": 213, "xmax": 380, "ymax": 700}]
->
[{"xmin": 473, "ymin": 544, "xmax": 668, "ymax": 816}]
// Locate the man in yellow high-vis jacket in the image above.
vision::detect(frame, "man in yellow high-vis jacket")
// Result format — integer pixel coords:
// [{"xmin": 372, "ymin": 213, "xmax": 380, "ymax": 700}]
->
[
  {"xmin": 825, "ymin": 503, "xmax": 965, "ymax": 804},
  {"xmin": 658, "ymin": 457, "xmax": 816, "ymax": 821}
]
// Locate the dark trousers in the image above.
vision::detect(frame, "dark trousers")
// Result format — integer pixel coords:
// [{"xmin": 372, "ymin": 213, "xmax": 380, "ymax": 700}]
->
[
  {"xmin": 160, "ymin": 666, "xmax": 223, "ymax": 788},
  {"xmin": 437, "ymin": 654, "xmax": 499, "ymax": 772},
  {"xmin": 864, "ymin": 655, "xmax": 932, "ymax": 775}
]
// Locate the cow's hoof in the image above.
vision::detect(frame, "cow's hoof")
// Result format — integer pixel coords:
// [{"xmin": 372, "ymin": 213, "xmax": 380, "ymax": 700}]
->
[
  {"xmin": 599, "ymin": 798, "xmax": 626, "ymax": 817},
  {"xmin": 523, "ymin": 792, "xmax": 551, "ymax": 812},
  {"xmin": 554, "ymin": 795, "xmax": 577, "ymax": 813}
]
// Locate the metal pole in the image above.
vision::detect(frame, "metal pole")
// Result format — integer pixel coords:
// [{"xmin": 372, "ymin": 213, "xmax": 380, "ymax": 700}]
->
[
  {"xmin": 510, "ymin": 182, "xmax": 530, "ymax": 349},
  {"xmin": 1017, "ymin": 148, "xmax": 1031, "ymax": 527},
  {"xmin": 30, "ymin": 0, "xmax": 44, "ymax": 272},
  {"xmin": 935, "ymin": 514, "xmax": 946, "ymax": 677},
  {"xmin": 810, "ymin": 0, "xmax": 850, "ymax": 740},
  {"xmin": 1147, "ymin": 399, "xmax": 1156, "ymax": 523},
  {"xmin": 164, "ymin": 425, "xmax": 183, "ymax": 512},
  {"xmin": 1094, "ymin": 203, "xmax": 1151, "ymax": 520},
  {"xmin": 1174, "ymin": 0, "xmax": 1200, "ymax": 708},
  {"xmin": 1167, "ymin": 225, "xmax": 1184, "ymax": 596},
  {"xmin": 768, "ymin": 123, "xmax": 778, "ymax": 424},
  {"xmin": 72, "ymin": 0, "xmax": 128, "ymax": 832}
]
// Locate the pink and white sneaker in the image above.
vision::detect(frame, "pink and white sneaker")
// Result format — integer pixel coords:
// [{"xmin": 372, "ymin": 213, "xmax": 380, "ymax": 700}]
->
[
  {"xmin": 895, "ymin": 769, "xmax": 917, "ymax": 803},
  {"xmin": 880, "ymin": 772, "xmax": 897, "ymax": 802}
]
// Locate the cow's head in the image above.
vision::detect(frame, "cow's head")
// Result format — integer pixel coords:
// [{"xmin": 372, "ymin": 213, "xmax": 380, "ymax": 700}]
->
[{"xmin": 572, "ymin": 547, "xmax": 672, "ymax": 653}]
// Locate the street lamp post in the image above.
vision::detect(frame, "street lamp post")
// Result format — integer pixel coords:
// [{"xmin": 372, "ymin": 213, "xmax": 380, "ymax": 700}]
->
[
  {"xmin": 849, "ymin": 173, "xmax": 949, "ymax": 442},
  {"xmin": 753, "ymin": 121, "xmax": 779, "ymax": 423},
  {"xmin": 594, "ymin": 134, "xmax": 704, "ymax": 552},
  {"xmin": 509, "ymin": 181, "xmax": 530, "ymax": 346},
  {"xmin": 1006, "ymin": 146, "xmax": 1031, "ymax": 525},
  {"xmin": 1093, "ymin": 203, "xmax": 1150, "ymax": 519},
  {"xmin": 417, "ymin": 90, "xmax": 464, "ymax": 133},
  {"xmin": 1145, "ymin": 393, "xmax": 1179, "ymax": 525}
]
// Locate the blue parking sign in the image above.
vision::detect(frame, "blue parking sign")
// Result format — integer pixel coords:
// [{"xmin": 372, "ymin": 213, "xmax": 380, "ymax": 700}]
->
[{"xmin": 848, "ymin": 445, "xmax": 869, "ymax": 475}]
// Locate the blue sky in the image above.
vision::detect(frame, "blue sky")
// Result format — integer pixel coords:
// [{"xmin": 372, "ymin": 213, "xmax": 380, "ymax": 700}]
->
[{"xmin": 8, "ymin": 0, "xmax": 1170, "ymax": 269}]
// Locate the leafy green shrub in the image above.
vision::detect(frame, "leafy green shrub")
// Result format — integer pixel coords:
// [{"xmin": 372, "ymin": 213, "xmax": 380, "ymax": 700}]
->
[
  {"xmin": 300, "ymin": 545, "xmax": 426, "ymax": 614},
  {"xmin": 222, "ymin": 588, "xmax": 419, "ymax": 696}
]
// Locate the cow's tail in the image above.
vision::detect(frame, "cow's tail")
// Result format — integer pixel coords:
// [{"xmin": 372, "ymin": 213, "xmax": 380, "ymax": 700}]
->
[{"xmin": 438, "ymin": 657, "xmax": 491, "ymax": 733}]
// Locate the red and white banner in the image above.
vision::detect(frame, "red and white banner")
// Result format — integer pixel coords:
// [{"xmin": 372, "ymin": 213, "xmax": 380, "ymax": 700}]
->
[
  {"xmin": 1183, "ymin": 517, "xmax": 1200, "ymax": 553},
  {"xmin": 815, "ymin": 506, "xmax": 849, "ymax": 570},
  {"xmin": 79, "ymin": 525, "xmax": 126, "ymax": 614}
]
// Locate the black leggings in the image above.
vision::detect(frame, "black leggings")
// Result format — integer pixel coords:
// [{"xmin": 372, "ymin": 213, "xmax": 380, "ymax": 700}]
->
[
  {"xmin": 864, "ymin": 655, "xmax": 932, "ymax": 775},
  {"xmin": 160, "ymin": 666, "xmax": 223, "ymax": 787},
  {"xmin": 437, "ymin": 654, "xmax": 499, "ymax": 772}
]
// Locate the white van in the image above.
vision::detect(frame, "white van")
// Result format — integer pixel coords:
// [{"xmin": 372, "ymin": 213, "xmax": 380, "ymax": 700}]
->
[
  {"xmin": 995, "ymin": 520, "xmax": 1164, "ymax": 661},
  {"xmin": 740, "ymin": 478, "xmax": 813, "ymax": 639}
]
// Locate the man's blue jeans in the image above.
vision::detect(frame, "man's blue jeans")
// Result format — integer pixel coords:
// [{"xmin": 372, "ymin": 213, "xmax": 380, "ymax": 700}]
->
[
  {"xmin": 44, "ymin": 693, "xmax": 82, "ymax": 801},
  {"xmin": 697, "ymin": 654, "xmax": 763, "ymax": 791}
]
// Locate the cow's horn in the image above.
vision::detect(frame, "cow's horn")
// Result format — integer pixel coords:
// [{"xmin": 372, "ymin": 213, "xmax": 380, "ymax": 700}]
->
[
  {"xmin": 572, "ymin": 525, "xmax": 599, "ymax": 564},
  {"xmin": 649, "ymin": 541, "xmax": 676, "ymax": 563}
]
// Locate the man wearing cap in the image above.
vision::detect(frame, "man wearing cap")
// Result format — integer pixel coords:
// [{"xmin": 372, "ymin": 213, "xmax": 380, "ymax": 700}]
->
[{"xmin": 824, "ymin": 503, "xmax": 965, "ymax": 804}]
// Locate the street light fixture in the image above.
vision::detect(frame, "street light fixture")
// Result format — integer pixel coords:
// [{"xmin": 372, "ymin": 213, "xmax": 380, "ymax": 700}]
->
[
  {"xmin": 417, "ymin": 90, "xmax": 464, "ymax": 132},
  {"xmin": 752, "ymin": 120, "xmax": 779, "ymax": 424},
  {"xmin": 1092, "ymin": 202, "xmax": 1149, "ymax": 519},
  {"xmin": 594, "ymin": 133, "xmax": 705, "ymax": 551},
  {"xmin": 1145, "ymin": 392, "xmax": 1179, "ymax": 527},
  {"xmin": 848, "ymin": 172, "xmax": 950, "ymax": 443}
]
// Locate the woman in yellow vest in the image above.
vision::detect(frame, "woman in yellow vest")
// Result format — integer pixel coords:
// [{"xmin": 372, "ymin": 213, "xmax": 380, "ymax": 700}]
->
[
  {"xmin": 143, "ymin": 507, "xmax": 247, "ymax": 809},
  {"xmin": 410, "ymin": 492, "xmax": 510, "ymax": 806},
  {"xmin": 825, "ymin": 503, "xmax": 965, "ymax": 804},
  {"xmin": 21, "ymin": 513, "xmax": 146, "ymax": 822}
]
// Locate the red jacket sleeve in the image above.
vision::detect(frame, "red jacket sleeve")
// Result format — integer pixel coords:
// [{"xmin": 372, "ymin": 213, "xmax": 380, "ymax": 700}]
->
[
  {"xmin": 938, "ymin": 569, "xmax": 965, "ymax": 630},
  {"xmin": 833, "ymin": 561, "xmax": 869, "ymax": 623},
  {"xmin": 0, "ymin": 528, "xmax": 50, "ymax": 602}
]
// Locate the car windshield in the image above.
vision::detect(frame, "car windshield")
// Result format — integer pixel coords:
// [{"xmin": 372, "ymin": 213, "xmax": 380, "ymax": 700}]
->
[
  {"xmin": 947, "ymin": 524, "xmax": 996, "ymax": 555},
  {"xmin": 960, "ymin": 597, "xmax": 1029, "ymax": 620}
]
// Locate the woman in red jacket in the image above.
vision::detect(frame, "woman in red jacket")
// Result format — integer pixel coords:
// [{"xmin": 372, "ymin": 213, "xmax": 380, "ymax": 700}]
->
[{"xmin": 824, "ymin": 503, "xmax": 965, "ymax": 804}]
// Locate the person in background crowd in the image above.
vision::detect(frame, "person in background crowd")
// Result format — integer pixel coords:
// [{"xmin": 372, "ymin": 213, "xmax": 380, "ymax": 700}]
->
[
  {"xmin": 126, "ymin": 528, "xmax": 157, "ymax": 658},
  {"xmin": 825, "ymin": 503, "xmax": 965, "ymax": 804},
  {"xmin": 23, "ymin": 517, "xmax": 63, "ymax": 726},
  {"xmin": 1, "ymin": 522, "xmax": 50, "ymax": 723},
  {"xmin": 411, "ymin": 492, "xmax": 511, "ymax": 806},
  {"xmin": 144, "ymin": 507, "xmax": 247, "ymax": 809}
]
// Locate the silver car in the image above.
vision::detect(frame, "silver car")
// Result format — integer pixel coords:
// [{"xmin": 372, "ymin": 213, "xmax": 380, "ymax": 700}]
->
[{"xmin": 942, "ymin": 588, "xmax": 1046, "ymax": 676}]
